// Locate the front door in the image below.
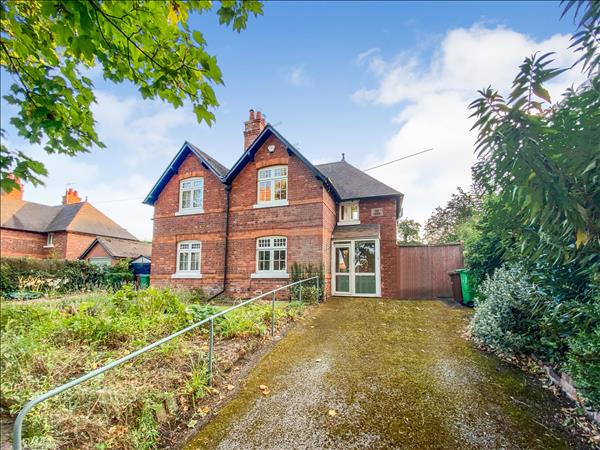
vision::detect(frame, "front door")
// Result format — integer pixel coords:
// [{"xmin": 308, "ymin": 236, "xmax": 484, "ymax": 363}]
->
[{"xmin": 332, "ymin": 239, "xmax": 380, "ymax": 296}]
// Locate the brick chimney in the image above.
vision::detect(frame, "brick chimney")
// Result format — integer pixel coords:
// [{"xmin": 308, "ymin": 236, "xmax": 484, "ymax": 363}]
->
[
  {"xmin": 1, "ymin": 174, "xmax": 24, "ymax": 200},
  {"xmin": 62, "ymin": 187, "xmax": 82, "ymax": 205},
  {"xmin": 243, "ymin": 109, "xmax": 266, "ymax": 150}
]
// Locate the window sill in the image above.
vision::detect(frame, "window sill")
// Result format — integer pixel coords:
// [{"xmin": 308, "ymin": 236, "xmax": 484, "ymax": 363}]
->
[
  {"xmin": 43, "ymin": 245, "xmax": 54, "ymax": 248},
  {"xmin": 171, "ymin": 273, "xmax": 203, "ymax": 279},
  {"xmin": 175, "ymin": 209, "xmax": 204, "ymax": 216},
  {"xmin": 250, "ymin": 272, "xmax": 290, "ymax": 279},
  {"xmin": 337, "ymin": 220, "xmax": 361, "ymax": 226},
  {"xmin": 253, "ymin": 201, "xmax": 289, "ymax": 209}
]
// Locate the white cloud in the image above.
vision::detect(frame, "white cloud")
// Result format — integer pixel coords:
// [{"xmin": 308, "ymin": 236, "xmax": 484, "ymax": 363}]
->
[
  {"xmin": 286, "ymin": 65, "xmax": 313, "ymax": 87},
  {"xmin": 353, "ymin": 25, "xmax": 586, "ymax": 227}
]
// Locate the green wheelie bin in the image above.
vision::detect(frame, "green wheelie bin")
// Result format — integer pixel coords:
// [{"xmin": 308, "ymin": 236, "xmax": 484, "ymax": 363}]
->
[{"xmin": 456, "ymin": 269, "xmax": 474, "ymax": 307}]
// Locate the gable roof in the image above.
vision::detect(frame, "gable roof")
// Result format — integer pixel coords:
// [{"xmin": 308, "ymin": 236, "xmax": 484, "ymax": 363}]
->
[
  {"xmin": 315, "ymin": 160, "xmax": 403, "ymax": 201},
  {"xmin": 143, "ymin": 123, "xmax": 403, "ymax": 214},
  {"xmin": 223, "ymin": 125, "xmax": 337, "ymax": 198},
  {"xmin": 79, "ymin": 236, "xmax": 152, "ymax": 260},
  {"xmin": 143, "ymin": 141, "xmax": 229, "ymax": 206},
  {"xmin": 1, "ymin": 197, "xmax": 137, "ymax": 240}
]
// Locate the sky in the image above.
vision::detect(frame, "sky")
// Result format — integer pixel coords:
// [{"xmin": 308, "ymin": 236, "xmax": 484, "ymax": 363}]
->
[{"xmin": 0, "ymin": 1, "xmax": 587, "ymax": 241}]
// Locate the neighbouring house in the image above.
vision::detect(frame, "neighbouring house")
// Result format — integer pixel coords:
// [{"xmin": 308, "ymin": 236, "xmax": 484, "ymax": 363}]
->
[
  {"xmin": 79, "ymin": 236, "xmax": 152, "ymax": 267},
  {"xmin": 144, "ymin": 110, "xmax": 403, "ymax": 298},
  {"xmin": 1, "ymin": 184, "xmax": 141, "ymax": 261}
]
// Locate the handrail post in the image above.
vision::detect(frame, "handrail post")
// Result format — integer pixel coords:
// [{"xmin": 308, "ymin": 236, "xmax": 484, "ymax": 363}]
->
[
  {"xmin": 208, "ymin": 318, "xmax": 214, "ymax": 386},
  {"xmin": 316, "ymin": 276, "xmax": 320, "ymax": 302},
  {"xmin": 271, "ymin": 292, "xmax": 275, "ymax": 336}
]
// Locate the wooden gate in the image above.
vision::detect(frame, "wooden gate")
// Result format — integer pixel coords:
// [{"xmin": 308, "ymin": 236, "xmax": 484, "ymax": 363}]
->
[{"xmin": 395, "ymin": 243, "xmax": 464, "ymax": 299}]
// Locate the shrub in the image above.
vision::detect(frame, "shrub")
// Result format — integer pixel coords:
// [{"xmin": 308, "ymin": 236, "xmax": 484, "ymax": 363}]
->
[
  {"xmin": 290, "ymin": 262, "xmax": 324, "ymax": 302},
  {"xmin": 471, "ymin": 265, "xmax": 543, "ymax": 354}
]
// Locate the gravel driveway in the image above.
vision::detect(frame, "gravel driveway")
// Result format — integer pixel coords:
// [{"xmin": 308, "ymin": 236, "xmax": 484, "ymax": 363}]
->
[{"xmin": 184, "ymin": 298, "xmax": 586, "ymax": 450}]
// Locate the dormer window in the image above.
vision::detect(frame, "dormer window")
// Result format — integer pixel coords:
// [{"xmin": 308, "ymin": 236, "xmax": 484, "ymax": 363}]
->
[
  {"xmin": 255, "ymin": 165, "xmax": 288, "ymax": 208},
  {"xmin": 178, "ymin": 177, "xmax": 204, "ymax": 215},
  {"xmin": 338, "ymin": 201, "xmax": 360, "ymax": 225}
]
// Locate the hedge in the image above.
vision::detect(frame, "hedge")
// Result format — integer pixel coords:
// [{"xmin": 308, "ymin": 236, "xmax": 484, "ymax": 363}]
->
[{"xmin": 0, "ymin": 257, "xmax": 133, "ymax": 297}]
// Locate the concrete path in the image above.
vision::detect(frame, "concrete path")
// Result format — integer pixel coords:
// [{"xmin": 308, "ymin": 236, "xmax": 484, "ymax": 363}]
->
[{"xmin": 184, "ymin": 298, "xmax": 584, "ymax": 450}]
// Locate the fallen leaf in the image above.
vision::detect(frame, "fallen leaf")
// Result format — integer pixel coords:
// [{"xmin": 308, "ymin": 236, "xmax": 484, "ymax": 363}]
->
[
  {"xmin": 187, "ymin": 419, "xmax": 198, "ymax": 428},
  {"xmin": 261, "ymin": 388, "xmax": 271, "ymax": 395},
  {"xmin": 259, "ymin": 384, "xmax": 268, "ymax": 391},
  {"xmin": 226, "ymin": 384, "xmax": 234, "ymax": 391},
  {"xmin": 315, "ymin": 358, "xmax": 322, "ymax": 362},
  {"xmin": 328, "ymin": 409, "xmax": 337, "ymax": 417}
]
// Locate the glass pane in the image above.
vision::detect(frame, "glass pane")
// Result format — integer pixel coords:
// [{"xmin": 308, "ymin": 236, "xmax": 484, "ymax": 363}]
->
[
  {"xmin": 190, "ymin": 252, "xmax": 199, "ymax": 271},
  {"xmin": 274, "ymin": 166, "xmax": 287, "ymax": 177},
  {"xmin": 273, "ymin": 237, "xmax": 286, "ymax": 248},
  {"xmin": 355, "ymin": 241, "xmax": 375, "ymax": 273},
  {"xmin": 192, "ymin": 189, "xmax": 202, "ymax": 208},
  {"xmin": 258, "ymin": 238, "xmax": 271, "ymax": 248},
  {"xmin": 335, "ymin": 247, "xmax": 350, "ymax": 273},
  {"xmin": 179, "ymin": 252, "xmax": 188, "ymax": 271},
  {"xmin": 355, "ymin": 275, "xmax": 376, "ymax": 294},
  {"xmin": 273, "ymin": 250, "xmax": 286, "ymax": 271},
  {"xmin": 193, "ymin": 180, "xmax": 203, "ymax": 188},
  {"xmin": 259, "ymin": 181, "xmax": 271, "ymax": 202},
  {"xmin": 181, "ymin": 181, "xmax": 192, "ymax": 189},
  {"xmin": 258, "ymin": 250, "xmax": 271, "ymax": 271},
  {"xmin": 258, "ymin": 169, "xmax": 271, "ymax": 180},
  {"xmin": 179, "ymin": 243, "xmax": 189, "ymax": 250},
  {"xmin": 274, "ymin": 179, "xmax": 287, "ymax": 200},
  {"xmin": 336, "ymin": 275, "xmax": 350, "ymax": 292},
  {"xmin": 181, "ymin": 191, "xmax": 191, "ymax": 209},
  {"xmin": 350, "ymin": 205, "xmax": 359, "ymax": 220}
]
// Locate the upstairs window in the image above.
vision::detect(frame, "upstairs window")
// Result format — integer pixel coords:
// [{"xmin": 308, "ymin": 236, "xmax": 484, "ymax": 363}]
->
[
  {"xmin": 46, "ymin": 232, "xmax": 54, "ymax": 247},
  {"xmin": 257, "ymin": 165, "xmax": 287, "ymax": 206},
  {"xmin": 339, "ymin": 201, "xmax": 360, "ymax": 225},
  {"xmin": 256, "ymin": 236, "xmax": 287, "ymax": 273},
  {"xmin": 179, "ymin": 178, "xmax": 204, "ymax": 213},
  {"xmin": 177, "ymin": 241, "xmax": 201, "ymax": 274}
]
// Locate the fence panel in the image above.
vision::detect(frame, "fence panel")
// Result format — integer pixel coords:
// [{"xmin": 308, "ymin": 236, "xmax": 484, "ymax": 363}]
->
[{"xmin": 395, "ymin": 244, "xmax": 463, "ymax": 299}]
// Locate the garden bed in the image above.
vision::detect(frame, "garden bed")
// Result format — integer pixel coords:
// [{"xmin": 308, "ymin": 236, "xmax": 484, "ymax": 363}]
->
[{"xmin": 0, "ymin": 286, "xmax": 311, "ymax": 449}]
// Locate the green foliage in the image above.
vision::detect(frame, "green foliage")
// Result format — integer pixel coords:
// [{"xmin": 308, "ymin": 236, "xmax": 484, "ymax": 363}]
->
[
  {"xmin": 396, "ymin": 218, "xmax": 422, "ymax": 244},
  {"xmin": 424, "ymin": 186, "xmax": 483, "ymax": 244},
  {"xmin": 0, "ymin": 0, "xmax": 263, "ymax": 191},
  {"xmin": 471, "ymin": 265, "xmax": 543, "ymax": 354},
  {"xmin": 0, "ymin": 257, "xmax": 135, "ymax": 297},
  {"xmin": 290, "ymin": 262, "xmax": 324, "ymax": 302},
  {"xmin": 1, "ymin": 287, "xmax": 305, "ymax": 447}
]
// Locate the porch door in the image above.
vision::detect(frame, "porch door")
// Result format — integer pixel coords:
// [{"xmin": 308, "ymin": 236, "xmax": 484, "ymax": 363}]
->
[
  {"xmin": 333, "ymin": 243, "xmax": 351, "ymax": 294},
  {"xmin": 332, "ymin": 239, "xmax": 380, "ymax": 296}
]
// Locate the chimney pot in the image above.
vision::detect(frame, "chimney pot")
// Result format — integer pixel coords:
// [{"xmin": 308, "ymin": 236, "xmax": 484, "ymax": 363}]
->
[
  {"xmin": 62, "ymin": 187, "xmax": 82, "ymax": 205},
  {"xmin": 243, "ymin": 108, "xmax": 266, "ymax": 150}
]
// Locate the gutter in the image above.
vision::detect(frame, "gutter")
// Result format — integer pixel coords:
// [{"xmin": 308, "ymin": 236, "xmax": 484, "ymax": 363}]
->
[{"xmin": 208, "ymin": 184, "xmax": 231, "ymax": 301}]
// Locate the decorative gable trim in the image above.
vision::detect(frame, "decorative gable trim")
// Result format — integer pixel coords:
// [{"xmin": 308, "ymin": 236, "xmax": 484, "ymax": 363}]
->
[
  {"xmin": 143, "ymin": 141, "xmax": 227, "ymax": 206},
  {"xmin": 224, "ymin": 124, "xmax": 341, "ymax": 201}
]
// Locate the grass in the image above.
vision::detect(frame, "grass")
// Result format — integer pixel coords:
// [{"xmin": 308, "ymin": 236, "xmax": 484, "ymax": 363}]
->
[{"xmin": 0, "ymin": 286, "xmax": 306, "ymax": 449}]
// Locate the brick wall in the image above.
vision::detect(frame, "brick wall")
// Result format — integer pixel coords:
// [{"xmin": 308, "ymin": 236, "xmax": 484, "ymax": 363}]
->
[
  {"xmin": 357, "ymin": 197, "xmax": 398, "ymax": 298},
  {"xmin": 0, "ymin": 228, "xmax": 48, "ymax": 258},
  {"xmin": 150, "ymin": 152, "xmax": 227, "ymax": 295}
]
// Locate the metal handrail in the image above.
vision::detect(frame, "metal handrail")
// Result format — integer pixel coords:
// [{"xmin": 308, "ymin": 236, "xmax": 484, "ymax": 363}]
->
[{"xmin": 12, "ymin": 276, "xmax": 320, "ymax": 450}]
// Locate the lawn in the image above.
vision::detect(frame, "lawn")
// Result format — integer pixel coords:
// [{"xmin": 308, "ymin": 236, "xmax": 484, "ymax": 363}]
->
[{"xmin": 0, "ymin": 286, "xmax": 306, "ymax": 450}]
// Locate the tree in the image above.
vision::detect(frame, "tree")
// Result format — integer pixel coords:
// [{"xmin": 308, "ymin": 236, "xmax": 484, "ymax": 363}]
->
[
  {"xmin": 0, "ymin": 0, "xmax": 263, "ymax": 192},
  {"xmin": 424, "ymin": 186, "xmax": 483, "ymax": 244},
  {"xmin": 469, "ymin": 0, "xmax": 599, "ymax": 290},
  {"xmin": 397, "ymin": 218, "xmax": 421, "ymax": 244}
]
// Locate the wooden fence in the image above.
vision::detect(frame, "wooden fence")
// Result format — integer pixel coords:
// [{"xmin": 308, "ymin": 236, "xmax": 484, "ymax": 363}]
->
[{"xmin": 395, "ymin": 243, "xmax": 464, "ymax": 299}]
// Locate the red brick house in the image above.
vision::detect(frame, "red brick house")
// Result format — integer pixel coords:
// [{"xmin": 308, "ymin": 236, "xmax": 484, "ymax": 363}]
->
[
  {"xmin": 1, "ymin": 185, "xmax": 140, "ymax": 260},
  {"xmin": 144, "ymin": 110, "xmax": 403, "ymax": 298},
  {"xmin": 79, "ymin": 236, "xmax": 152, "ymax": 267}
]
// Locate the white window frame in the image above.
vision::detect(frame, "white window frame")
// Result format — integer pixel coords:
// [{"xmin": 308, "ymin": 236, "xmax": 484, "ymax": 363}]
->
[
  {"xmin": 172, "ymin": 240, "xmax": 202, "ymax": 278},
  {"xmin": 177, "ymin": 177, "xmax": 204, "ymax": 215},
  {"xmin": 251, "ymin": 236, "xmax": 289, "ymax": 278},
  {"xmin": 338, "ymin": 201, "xmax": 360, "ymax": 225},
  {"xmin": 254, "ymin": 165, "xmax": 289, "ymax": 208},
  {"xmin": 44, "ymin": 232, "xmax": 54, "ymax": 248}
]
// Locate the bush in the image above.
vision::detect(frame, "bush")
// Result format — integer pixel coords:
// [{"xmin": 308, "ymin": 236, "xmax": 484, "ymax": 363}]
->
[
  {"xmin": 0, "ymin": 257, "xmax": 134, "ymax": 297},
  {"xmin": 290, "ymin": 262, "xmax": 324, "ymax": 302},
  {"xmin": 471, "ymin": 265, "xmax": 543, "ymax": 354}
]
